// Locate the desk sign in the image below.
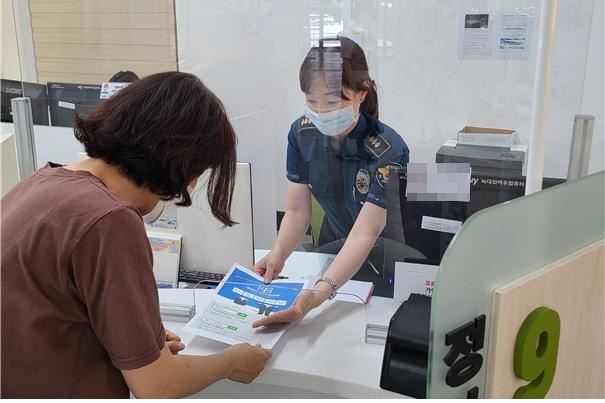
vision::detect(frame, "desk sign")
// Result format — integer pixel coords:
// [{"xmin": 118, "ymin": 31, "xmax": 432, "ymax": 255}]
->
[
  {"xmin": 485, "ymin": 242, "xmax": 604, "ymax": 398},
  {"xmin": 434, "ymin": 242, "xmax": 604, "ymax": 398}
]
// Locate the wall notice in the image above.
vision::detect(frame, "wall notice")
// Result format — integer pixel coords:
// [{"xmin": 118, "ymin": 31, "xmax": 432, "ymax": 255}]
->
[
  {"xmin": 459, "ymin": 10, "xmax": 533, "ymax": 61},
  {"xmin": 493, "ymin": 11, "xmax": 533, "ymax": 60},
  {"xmin": 459, "ymin": 13, "xmax": 492, "ymax": 59}
]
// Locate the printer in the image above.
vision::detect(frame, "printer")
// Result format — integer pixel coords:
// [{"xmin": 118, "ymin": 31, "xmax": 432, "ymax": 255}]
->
[
  {"xmin": 380, "ymin": 293, "xmax": 432, "ymax": 398},
  {"xmin": 436, "ymin": 139, "xmax": 527, "ymax": 177}
]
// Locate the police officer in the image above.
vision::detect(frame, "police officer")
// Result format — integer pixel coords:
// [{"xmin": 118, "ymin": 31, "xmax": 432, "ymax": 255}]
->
[{"xmin": 253, "ymin": 37, "xmax": 409, "ymax": 328}]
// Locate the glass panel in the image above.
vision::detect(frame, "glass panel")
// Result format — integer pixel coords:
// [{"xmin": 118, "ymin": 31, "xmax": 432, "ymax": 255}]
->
[
  {"xmin": 427, "ymin": 171, "xmax": 605, "ymax": 398},
  {"xmin": 6, "ymin": 0, "xmax": 596, "ymax": 301},
  {"xmin": 175, "ymin": 0, "xmax": 601, "ymax": 305}
]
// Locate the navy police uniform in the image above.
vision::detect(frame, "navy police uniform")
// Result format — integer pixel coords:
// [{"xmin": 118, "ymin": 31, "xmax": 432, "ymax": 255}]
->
[{"xmin": 286, "ymin": 112, "xmax": 409, "ymax": 286}]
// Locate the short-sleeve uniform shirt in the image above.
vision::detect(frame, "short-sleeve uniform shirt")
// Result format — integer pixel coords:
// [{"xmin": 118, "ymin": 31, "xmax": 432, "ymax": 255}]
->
[{"xmin": 286, "ymin": 112, "xmax": 409, "ymax": 240}]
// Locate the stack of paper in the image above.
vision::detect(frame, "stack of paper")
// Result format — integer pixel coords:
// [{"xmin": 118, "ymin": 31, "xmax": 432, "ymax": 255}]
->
[{"xmin": 147, "ymin": 231, "xmax": 182, "ymax": 288}]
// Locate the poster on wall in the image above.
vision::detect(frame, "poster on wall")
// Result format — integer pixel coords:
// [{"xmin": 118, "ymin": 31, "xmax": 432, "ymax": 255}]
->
[
  {"xmin": 493, "ymin": 10, "xmax": 533, "ymax": 60},
  {"xmin": 459, "ymin": 10, "xmax": 534, "ymax": 61},
  {"xmin": 458, "ymin": 12, "xmax": 492, "ymax": 59}
]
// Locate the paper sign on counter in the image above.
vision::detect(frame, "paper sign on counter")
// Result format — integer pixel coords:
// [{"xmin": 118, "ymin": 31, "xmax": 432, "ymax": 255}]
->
[{"xmin": 394, "ymin": 262, "xmax": 438, "ymax": 305}]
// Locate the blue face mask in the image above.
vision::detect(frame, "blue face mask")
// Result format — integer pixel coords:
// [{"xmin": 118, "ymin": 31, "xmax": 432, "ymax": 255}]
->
[{"xmin": 304, "ymin": 102, "xmax": 358, "ymax": 137}]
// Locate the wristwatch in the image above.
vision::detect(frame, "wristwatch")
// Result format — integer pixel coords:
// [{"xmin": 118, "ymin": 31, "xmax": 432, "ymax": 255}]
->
[{"xmin": 316, "ymin": 276, "xmax": 337, "ymax": 300}]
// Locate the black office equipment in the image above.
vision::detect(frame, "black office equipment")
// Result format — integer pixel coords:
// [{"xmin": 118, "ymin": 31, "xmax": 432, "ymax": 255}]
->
[
  {"xmin": 436, "ymin": 142, "xmax": 525, "ymax": 176},
  {"xmin": 382, "ymin": 166, "xmax": 468, "ymax": 289},
  {"xmin": 468, "ymin": 172, "xmax": 565, "ymax": 216},
  {"xmin": 47, "ymin": 82, "xmax": 102, "ymax": 127},
  {"xmin": 380, "ymin": 293, "xmax": 432, "ymax": 398},
  {"xmin": 1, "ymin": 79, "xmax": 49, "ymax": 125},
  {"xmin": 178, "ymin": 269, "xmax": 225, "ymax": 286},
  {"xmin": 435, "ymin": 143, "xmax": 565, "ymax": 216}
]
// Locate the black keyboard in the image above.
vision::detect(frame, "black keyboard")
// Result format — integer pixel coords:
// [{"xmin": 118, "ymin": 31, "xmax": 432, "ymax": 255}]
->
[{"xmin": 178, "ymin": 270, "xmax": 225, "ymax": 285}]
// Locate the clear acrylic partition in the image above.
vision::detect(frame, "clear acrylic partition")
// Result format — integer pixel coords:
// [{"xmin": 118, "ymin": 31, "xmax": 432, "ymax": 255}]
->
[
  {"xmin": 7, "ymin": 0, "xmax": 601, "ymax": 231},
  {"xmin": 174, "ymin": 0, "xmax": 600, "ymax": 276},
  {"xmin": 426, "ymin": 170, "xmax": 605, "ymax": 398}
]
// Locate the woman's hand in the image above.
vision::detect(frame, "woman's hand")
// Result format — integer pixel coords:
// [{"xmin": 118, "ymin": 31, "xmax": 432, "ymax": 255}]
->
[
  {"xmin": 251, "ymin": 289, "xmax": 328, "ymax": 328},
  {"xmin": 253, "ymin": 249, "xmax": 286, "ymax": 283},
  {"xmin": 221, "ymin": 343, "xmax": 273, "ymax": 384},
  {"xmin": 165, "ymin": 329, "xmax": 185, "ymax": 355}
]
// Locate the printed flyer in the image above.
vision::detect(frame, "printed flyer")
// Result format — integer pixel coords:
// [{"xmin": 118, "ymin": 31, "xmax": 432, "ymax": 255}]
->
[{"xmin": 183, "ymin": 264, "xmax": 308, "ymax": 348}]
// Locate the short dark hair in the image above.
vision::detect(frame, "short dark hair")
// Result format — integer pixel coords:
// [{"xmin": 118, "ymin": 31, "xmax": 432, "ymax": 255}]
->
[
  {"xmin": 299, "ymin": 36, "xmax": 379, "ymax": 118},
  {"xmin": 108, "ymin": 70, "xmax": 139, "ymax": 83},
  {"xmin": 75, "ymin": 71, "xmax": 237, "ymax": 226}
]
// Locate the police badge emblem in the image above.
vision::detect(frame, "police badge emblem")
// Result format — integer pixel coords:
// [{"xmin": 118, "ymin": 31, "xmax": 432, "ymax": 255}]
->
[
  {"xmin": 376, "ymin": 162, "xmax": 403, "ymax": 189},
  {"xmin": 356, "ymin": 169, "xmax": 370, "ymax": 194}
]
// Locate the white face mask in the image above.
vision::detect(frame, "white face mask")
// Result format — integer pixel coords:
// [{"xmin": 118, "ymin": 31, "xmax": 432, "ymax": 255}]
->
[
  {"xmin": 304, "ymin": 102, "xmax": 358, "ymax": 137},
  {"xmin": 142, "ymin": 185, "xmax": 196, "ymax": 225},
  {"xmin": 143, "ymin": 199, "xmax": 171, "ymax": 225}
]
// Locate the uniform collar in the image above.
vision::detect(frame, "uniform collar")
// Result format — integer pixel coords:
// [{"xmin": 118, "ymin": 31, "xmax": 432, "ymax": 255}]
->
[
  {"xmin": 325, "ymin": 113, "xmax": 374, "ymax": 158},
  {"xmin": 349, "ymin": 112, "xmax": 370, "ymax": 140}
]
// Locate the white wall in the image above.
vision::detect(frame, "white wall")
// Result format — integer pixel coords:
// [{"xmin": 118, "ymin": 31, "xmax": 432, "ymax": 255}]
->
[
  {"xmin": 0, "ymin": 123, "xmax": 83, "ymax": 168},
  {"xmin": 176, "ymin": 0, "xmax": 603, "ymax": 249},
  {"xmin": 352, "ymin": 0, "xmax": 600, "ymax": 177},
  {"xmin": 1, "ymin": 0, "xmax": 21, "ymax": 80},
  {"xmin": 582, "ymin": 0, "xmax": 604, "ymax": 174}
]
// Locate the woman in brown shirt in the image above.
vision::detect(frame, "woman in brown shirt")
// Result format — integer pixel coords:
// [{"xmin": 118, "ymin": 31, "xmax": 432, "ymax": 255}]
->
[{"xmin": 1, "ymin": 72, "xmax": 271, "ymax": 398}]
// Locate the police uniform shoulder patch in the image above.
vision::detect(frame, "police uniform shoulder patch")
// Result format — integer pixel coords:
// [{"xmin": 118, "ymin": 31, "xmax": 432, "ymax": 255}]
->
[
  {"xmin": 376, "ymin": 162, "xmax": 402, "ymax": 189},
  {"xmin": 356, "ymin": 169, "xmax": 370, "ymax": 194},
  {"xmin": 364, "ymin": 134, "xmax": 391, "ymax": 158},
  {"xmin": 298, "ymin": 116, "xmax": 316, "ymax": 132}
]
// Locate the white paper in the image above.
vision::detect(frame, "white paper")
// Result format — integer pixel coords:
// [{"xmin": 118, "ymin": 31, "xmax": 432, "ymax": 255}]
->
[
  {"xmin": 394, "ymin": 262, "xmax": 438, "ymax": 305},
  {"xmin": 58, "ymin": 101, "xmax": 75, "ymax": 110},
  {"xmin": 334, "ymin": 280, "xmax": 374, "ymax": 304},
  {"xmin": 183, "ymin": 264, "xmax": 308, "ymax": 349},
  {"xmin": 459, "ymin": 12, "xmax": 492, "ymax": 59},
  {"xmin": 151, "ymin": 205, "xmax": 178, "ymax": 230},
  {"xmin": 421, "ymin": 216, "xmax": 462, "ymax": 234},
  {"xmin": 494, "ymin": 11, "xmax": 533, "ymax": 60},
  {"xmin": 148, "ymin": 232, "xmax": 181, "ymax": 288},
  {"xmin": 99, "ymin": 82, "xmax": 130, "ymax": 100}
]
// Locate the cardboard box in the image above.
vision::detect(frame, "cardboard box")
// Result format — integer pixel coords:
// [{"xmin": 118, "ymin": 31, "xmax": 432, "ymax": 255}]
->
[{"xmin": 457, "ymin": 126, "xmax": 516, "ymax": 149}]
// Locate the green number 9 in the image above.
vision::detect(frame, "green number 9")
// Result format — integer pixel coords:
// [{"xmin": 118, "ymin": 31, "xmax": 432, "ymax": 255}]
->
[{"xmin": 513, "ymin": 306, "xmax": 561, "ymax": 398}]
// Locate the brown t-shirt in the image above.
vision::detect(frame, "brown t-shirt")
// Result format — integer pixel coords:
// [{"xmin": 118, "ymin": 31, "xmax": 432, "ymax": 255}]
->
[{"xmin": 1, "ymin": 163, "xmax": 166, "ymax": 398}]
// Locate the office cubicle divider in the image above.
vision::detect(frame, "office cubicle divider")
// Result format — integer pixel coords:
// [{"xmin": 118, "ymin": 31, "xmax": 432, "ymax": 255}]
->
[{"xmin": 426, "ymin": 170, "xmax": 605, "ymax": 398}]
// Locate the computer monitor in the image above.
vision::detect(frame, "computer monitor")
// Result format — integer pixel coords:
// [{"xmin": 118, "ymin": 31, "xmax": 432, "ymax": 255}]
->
[
  {"xmin": 146, "ymin": 162, "xmax": 255, "ymax": 275},
  {"xmin": 47, "ymin": 82, "xmax": 102, "ymax": 128},
  {"xmin": 1, "ymin": 79, "xmax": 49, "ymax": 125},
  {"xmin": 383, "ymin": 166, "xmax": 566, "ymax": 295},
  {"xmin": 382, "ymin": 165, "xmax": 470, "ymax": 295}
]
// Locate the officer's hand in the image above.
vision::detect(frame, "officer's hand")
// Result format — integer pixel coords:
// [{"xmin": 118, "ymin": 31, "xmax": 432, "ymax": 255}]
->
[
  {"xmin": 253, "ymin": 250, "xmax": 286, "ymax": 283},
  {"xmin": 252, "ymin": 290, "xmax": 320, "ymax": 328}
]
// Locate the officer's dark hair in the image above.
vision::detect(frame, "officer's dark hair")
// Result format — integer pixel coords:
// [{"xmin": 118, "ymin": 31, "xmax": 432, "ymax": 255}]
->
[
  {"xmin": 75, "ymin": 71, "xmax": 237, "ymax": 226},
  {"xmin": 108, "ymin": 70, "xmax": 139, "ymax": 83},
  {"xmin": 299, "ymin": 36, "xmax": 379, "ymax": 119}
]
